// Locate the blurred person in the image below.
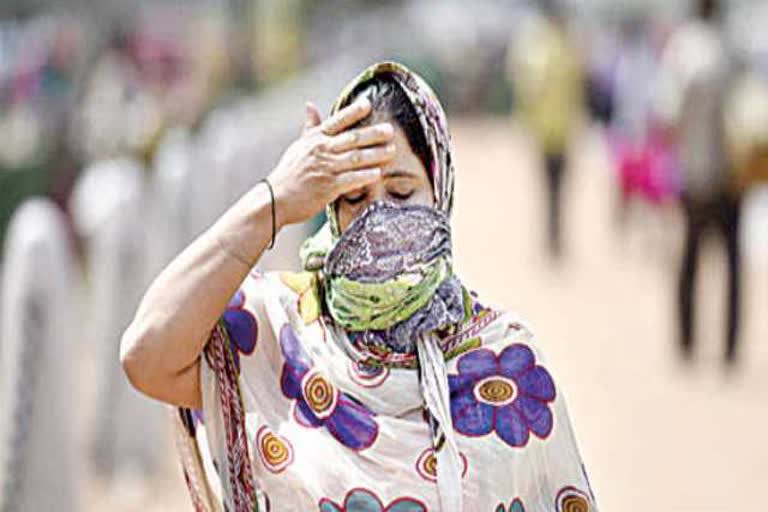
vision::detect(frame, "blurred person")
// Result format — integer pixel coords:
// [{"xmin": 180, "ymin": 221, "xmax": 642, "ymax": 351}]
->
[
  {"xmin": 76, "ymin": 14, "xmax": 218, "ymax": 166},
  {"xmin": 170, "ymin": 12, "xmax": 232, "ymax": 129},
  {"xmin": 608, "ymin": 14, "xmax": 680, "ymax": 230},
  {"xmin": 507, "ymin": 0, "xmax": 583, "ymax": 260},
  {"xmin": 583, "ymin": 22, "xmax": 617, "ymax": 127},
  {"xmin": 249, "ymin": 0, "xmax": 305, "ymax": 85},
  {"xmin": 121, "ymin": 62, "xmax": 597, "ymax": 511},
  {"xmin": 654, "ymin": 0, "xmax": 739, "ymax": 363},
  {"xmin": 76, "ymin": 26, "xmax": 164, "ymax": 162},
  {"xmin": 724, "ymin": 70, "xmax": 768, "ymax": 196},
  {"xmin": 0, "ymin": 17, "xmax": 83, "ymax": 253}
]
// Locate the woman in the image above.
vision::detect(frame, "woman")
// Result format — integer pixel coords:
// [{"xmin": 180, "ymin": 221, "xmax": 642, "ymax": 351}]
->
[{"xmin": 121, "ymin": 61, "xmax": 596, "ymax": 511}]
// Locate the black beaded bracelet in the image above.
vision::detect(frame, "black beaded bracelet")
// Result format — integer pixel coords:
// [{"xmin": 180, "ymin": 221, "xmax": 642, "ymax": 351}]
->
[{"xmin": 260, "ymin": 178, "xmax": 276, "ymax": 249}]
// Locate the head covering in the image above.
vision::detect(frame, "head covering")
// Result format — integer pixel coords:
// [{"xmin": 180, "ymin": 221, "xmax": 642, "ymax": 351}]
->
[
  {"xmin": 330, "ymin": 61, "xmax": 455, "ymax": 225},
  {"xmin": 300, "ymin": 60, "xmax": 455, "ymax": 270}
]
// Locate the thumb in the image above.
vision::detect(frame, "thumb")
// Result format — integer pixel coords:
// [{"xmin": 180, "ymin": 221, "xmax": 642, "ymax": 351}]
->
[{"xmin": 302, "ymin": 101, "xmax": 322, "ymax": 134}]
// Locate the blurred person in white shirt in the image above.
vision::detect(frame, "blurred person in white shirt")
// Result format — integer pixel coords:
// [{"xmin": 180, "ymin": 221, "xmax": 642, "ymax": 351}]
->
[{"xmin": 655, "ymin": 0, "xmax": 741, "ymax": 364}]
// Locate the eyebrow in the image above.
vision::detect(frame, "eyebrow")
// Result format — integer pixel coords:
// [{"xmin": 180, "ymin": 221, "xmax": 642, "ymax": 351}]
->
[{"xmin": 382, "ymin": 169, "xmax": 419, "ymax": 179}]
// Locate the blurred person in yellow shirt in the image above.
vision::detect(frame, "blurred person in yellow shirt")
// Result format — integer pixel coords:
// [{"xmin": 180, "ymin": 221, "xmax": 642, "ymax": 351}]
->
[{"xmin": 508, "ymin": 0, "xmax": 584, "ymax": 260}]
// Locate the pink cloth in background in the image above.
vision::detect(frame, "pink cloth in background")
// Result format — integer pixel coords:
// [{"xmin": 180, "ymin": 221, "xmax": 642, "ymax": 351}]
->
[{"xmin": 608, "ymin": 129, "xmax": 681, "ymax": 204}]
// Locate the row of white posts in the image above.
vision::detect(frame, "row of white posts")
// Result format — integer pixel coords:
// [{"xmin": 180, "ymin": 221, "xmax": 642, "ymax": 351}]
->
[{"xmin": 0, "ymin": 54, "xmax": 381, "ymax": 511}]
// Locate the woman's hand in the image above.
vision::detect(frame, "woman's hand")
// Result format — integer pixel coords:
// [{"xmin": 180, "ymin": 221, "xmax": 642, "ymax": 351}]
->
[{"xmin": 267, "ymin": 98, "xmax": 396, "ymax": 227}]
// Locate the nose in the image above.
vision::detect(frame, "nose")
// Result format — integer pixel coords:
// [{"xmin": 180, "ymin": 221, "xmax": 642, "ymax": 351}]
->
[{"xmin": 362, "ymin": 181, "xmax": 388, "ymax": 207}]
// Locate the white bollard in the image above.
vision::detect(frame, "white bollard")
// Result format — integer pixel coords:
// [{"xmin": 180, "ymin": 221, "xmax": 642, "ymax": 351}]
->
[
  {"xmin": 0, "ymin": 199, "xmax": 80, "ymax": 512},
  {"xmin": 70, "ymin": 158, "xmax": 165, "ymax": 484},
  {"xmin": 147, "ymin": 128, "xmax": 196, "ymax": 276}
]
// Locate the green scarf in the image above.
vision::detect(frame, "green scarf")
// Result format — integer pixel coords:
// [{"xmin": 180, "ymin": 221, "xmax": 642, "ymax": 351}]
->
[{"xmin": 324, "ymin": 257, "xmax": 449, "ymax": 331}]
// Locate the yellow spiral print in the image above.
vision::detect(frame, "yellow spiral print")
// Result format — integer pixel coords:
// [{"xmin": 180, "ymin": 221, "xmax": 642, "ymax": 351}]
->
[
  {"xmin": 423, "ymin": 453, "xmax": 438, "ymax": 478},
  {"xmin": 415, "ymin": 448, "xmax": 468, "ymax": 483},
  {"xmin": 262, "ymin": 433, "xmax": 288, "ymax": 465},
  {"xmin": 415, "ymin": 448, "xmax": 438, "ymax": 482},
  {"xmin": 256, "ymin": 426, "xmax": 293, "ymax": 473},
  {"xmin": 556, "ymin": 487, "xmax": 591, "ymax": 512},
  {"xmin": 302, "ymin": 370, "xmax": 338, "ymax": 418},
  {"xmin": 474, "ymin": 376, "xmax": 517, "ymax": 406}
]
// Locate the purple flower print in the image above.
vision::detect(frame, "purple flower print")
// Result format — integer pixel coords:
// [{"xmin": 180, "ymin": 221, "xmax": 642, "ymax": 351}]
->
[
  {"xmin": 279, "ymin": 324, "xmax": 378, "ymax": 450},
  {"xmin": 221, "ymin": 289, "xmax": 258, "ymax": 370},
  {"xmin": 449, "ymin": 344, "xmax": 556, "ymax": 448}
]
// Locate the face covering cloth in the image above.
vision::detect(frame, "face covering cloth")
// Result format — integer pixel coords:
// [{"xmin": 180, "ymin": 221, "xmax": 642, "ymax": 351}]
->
[{"xmin": 323, "ymin": 201, "xmax": 465, "ymax": 355}]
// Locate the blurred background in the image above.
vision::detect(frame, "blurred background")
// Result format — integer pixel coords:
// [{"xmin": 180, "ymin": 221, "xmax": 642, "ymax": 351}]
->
[{"xmin": 1, "ymin": 0, "xmax": 768, "ymax": 510}]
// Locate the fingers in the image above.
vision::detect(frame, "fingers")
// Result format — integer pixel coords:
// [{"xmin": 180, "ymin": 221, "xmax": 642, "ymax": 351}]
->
[
  {"xmin": 335, "ymin": 167, "xmax": 382, "ymax": 194},
  {"xmin": 303, "ymin": 101, "xmax": 322, "ymax": 134},
  {"xmin": 327, "ymin": 143, "xmax": 396, "ymax": 172},
  {"xmin": 326, "ymin": 122, "xmax": 394, "ymax": 153},
  {"xmin": 319, "ymin": 97, "xmax": 371, "ymax": 136}
]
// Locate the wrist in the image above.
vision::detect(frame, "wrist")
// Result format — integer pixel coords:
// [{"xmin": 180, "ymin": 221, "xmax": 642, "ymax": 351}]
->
[
  {"xmin": 267, "ymin": 174, "xmax": 295, "ymax": 229},
  {"xmin": 219, "ymin": 181, "xmax": 281, "ymax": 259},
  {"xmin": 260, "ymin": 178, "xmax": 277, "ymax": 249}
]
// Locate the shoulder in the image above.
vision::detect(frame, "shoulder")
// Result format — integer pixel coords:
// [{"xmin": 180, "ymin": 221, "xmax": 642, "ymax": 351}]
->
[
  {"xmin": 440, "ymin": 288, "xmax": 545, "ymax": 362},
  {"xmin": 230, "ymin": 270, "xmax": 325, "ymax": 330},
  {"xmin": 213, "ymin": 270, "xmax": 324, "ymax": 369},
  {"xmin": 219, "ymin": 270, "xmax": 318, "ymax": 333},
  {"xmin": 236, "ymin": 269, "xmax": 316, "ymax": 301}
]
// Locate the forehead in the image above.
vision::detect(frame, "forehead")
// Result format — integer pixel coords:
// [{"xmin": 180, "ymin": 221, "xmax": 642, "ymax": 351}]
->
[{"xmin": 384, "ymin": 124, "xmax": 429, "ymax": 181}]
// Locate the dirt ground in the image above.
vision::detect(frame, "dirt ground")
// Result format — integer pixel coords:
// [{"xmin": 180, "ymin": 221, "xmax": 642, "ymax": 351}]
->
[{"xmin": 86, "ymin": 118, "xmax": 768, "ymax": 511}]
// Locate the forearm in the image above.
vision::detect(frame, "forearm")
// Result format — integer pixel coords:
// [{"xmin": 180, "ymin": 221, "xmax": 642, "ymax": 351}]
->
[{"xmin": 121, "ymin": 182, "xmax": 277, "ymax": 399}]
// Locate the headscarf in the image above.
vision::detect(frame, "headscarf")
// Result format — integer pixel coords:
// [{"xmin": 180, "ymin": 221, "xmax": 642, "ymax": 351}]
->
[{"xmin": 300, "ymin": 60, "xmax": 455, "ymax": 269}]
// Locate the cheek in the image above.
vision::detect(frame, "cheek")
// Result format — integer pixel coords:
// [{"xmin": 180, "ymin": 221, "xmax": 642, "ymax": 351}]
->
[
  {"xmin": 410, "ymin": 186, "xmax": 435, "ymax": 207},
  {"xmin": 336, "ymin": 200, "xmax": 370, "ymax": 232}
]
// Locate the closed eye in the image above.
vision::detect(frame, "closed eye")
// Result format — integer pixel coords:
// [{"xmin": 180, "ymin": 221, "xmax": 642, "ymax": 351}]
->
[
  {"xmin": 388, "ymin": 190, "xmax": 414, "ymax": 201},
  {"xmin": 342, "ymin": 190, "xmax": 368, "ymax": 205}
]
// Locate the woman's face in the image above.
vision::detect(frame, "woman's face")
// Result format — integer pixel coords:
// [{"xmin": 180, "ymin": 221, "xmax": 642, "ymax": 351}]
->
[{"xmin": 336, "ymin": 121, "xmax": 433, "ymax": 232}]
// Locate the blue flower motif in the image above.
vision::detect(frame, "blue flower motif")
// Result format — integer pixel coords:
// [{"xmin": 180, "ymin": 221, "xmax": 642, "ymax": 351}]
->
[
  {"xmin": 448, "ymin": 344, "xmax": 556, "ymax": 448},
  {"xmin": 280, "ymin": 324, "xmax": 378, "ymax": 450},
  {"xmin": 222, "ymin": 289, "xmax": 258, "ymax": 370},
  {"xmin": 496, "ymin": 498, "xmax": 526, "ymax": 512},
  {"xmin": 319, "ymin": 488, "xmax": 427, "ymax": 512},
  {"xmin": 469, "ymin": 289, "xmax": 487, "ymax": 315}
]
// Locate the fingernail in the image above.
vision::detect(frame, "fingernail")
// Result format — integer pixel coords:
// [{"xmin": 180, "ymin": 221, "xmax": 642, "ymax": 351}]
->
[{"xmin": 381, "ymin": 123, "xmax": 394, "ymax": 134}]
